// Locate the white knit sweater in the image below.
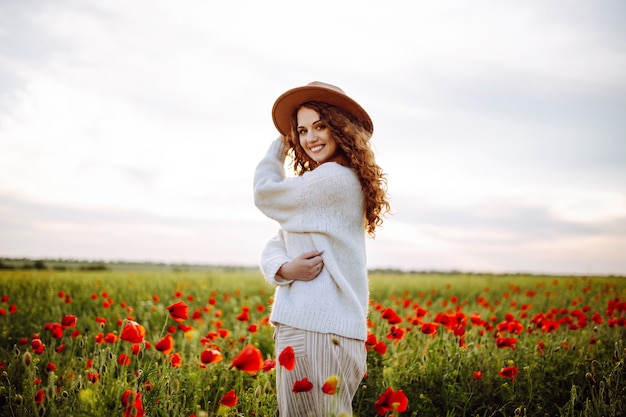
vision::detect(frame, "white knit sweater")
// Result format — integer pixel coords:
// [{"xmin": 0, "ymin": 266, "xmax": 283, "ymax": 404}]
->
[{"xmin": 253, "ymin": 139, "xmax": 369, "ymax": 341}]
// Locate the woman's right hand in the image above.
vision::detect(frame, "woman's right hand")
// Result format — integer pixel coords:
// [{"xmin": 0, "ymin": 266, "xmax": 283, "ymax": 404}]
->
[{"xmin": 277, "ymin": 251, "xmax": 325, "ymax": 282}]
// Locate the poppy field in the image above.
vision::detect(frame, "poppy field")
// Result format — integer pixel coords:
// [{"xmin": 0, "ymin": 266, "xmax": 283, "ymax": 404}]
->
[{"xmin": 0, "ymin": 268, "xmax": 624, "ymax": 416}]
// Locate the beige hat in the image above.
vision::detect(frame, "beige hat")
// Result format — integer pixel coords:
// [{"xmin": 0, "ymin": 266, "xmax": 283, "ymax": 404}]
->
[{"xmin": 272, "ymin": 81, "xmax": 373, "ymax": 136}]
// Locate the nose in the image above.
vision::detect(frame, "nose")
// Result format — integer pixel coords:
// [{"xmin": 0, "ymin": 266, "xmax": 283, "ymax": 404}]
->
[{"xmin": 304, "ymin": 130, "xmax": 318, "ymax": 143}]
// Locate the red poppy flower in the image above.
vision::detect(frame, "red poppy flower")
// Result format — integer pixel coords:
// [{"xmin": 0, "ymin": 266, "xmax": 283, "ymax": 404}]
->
[
  {"xmin": 496, "ymin": 337, "xmax": 517, "ymax": 350},
  {"xmin": 366, "ymin": 333, "xmax": 378, "ymax": 346},
  {"xmin": 61, "ymin": 315, "xmax": 77, "ymax": 328},
  {"xmin": 121, "ymin": 321, "xmax": 146, "ymax": 343},
  {"xmin": 279, "ymin": 346, "xmax": 296, "ymax": 371},
  {"xmin": 44, "ymin": 322, "xmax": 64, "ymax": 339},
  {"xmin": 130, "ymin": 343, "xmax": 141, "ymax": 355},
  {"xmin": 31, "ymin": 337, "xmax": 45, "ymax": 354},
  {"xmin": 434, "ymin": 312, "xmax": 452, "ymax": 327},
  {"xmin": 591, "ymin": 312, "xmax": 603, "ymax": 324},
  {"xmin": 218, "ymin": 389, "xmax": 238, "ymax": 407},
  {"xmin": 178, "ymin": 323, "xmax": 194, "ymax": 333},
  {"xmin": 262, "ymin": 359, "xmax": 276, "ymax": 372},
  {"xmin": 169, "ymin": 352, "xmax": 182, "ymax": 368},
  {"xmin": 497, "ymin": 318, "xmax": 523, "ymax": 334},
  {"xmin": 381, "ymin": 308, "xmax": 403, "ymax": 324},
  {"xmin": 121, "ymin": 390, "xmax": 145, "ymax": 417},
  {"xmin": 46, "ymin": 362, "xmax": 56, "ymax": 372},
  {"xmin": 35, "ymin": 389, "xmax": 45, "ymax": 404},
  {"xmin": 200, "ymin": 348, "xmax": 223, "ymax": 364},
  {"xmin": 236, "ymin": 306, "xmax": 250, "ymax": 322},
  {"xmin": 420, "ymin": 322, "xmax": 438, "ymax": 335},
  {"xmin": 292, "ymin": 377, "xmax": 314, "ymax": 393},
  {"xmin": 230, "ymin": 344, "xmax": 264, "ymax": 374},
  {"xmin": 473, "ymin": 371, "xmax": 483, "ymax": 380},
  {"xmin": 470, "ymin": 313, "xmax": 485, "ymax": 326},
  {"xmin": 386, "ymin": 325, "xmax": 405, "ymax": 342},
  {"xmin": 374, "ymin": 341, "xmax": 387, "ymax": 355},
  {"xmin": 322, "ymin": 375, "xmax": 339, "ymax": 395},
  {"xmin": 167, "ymin": 301, "xmax": 189, "ymax": 322},
  {"xmin": 104, "ymin": 332, "xmax": 118, "ymax": 344},
  {"xmin": 373, "ymin": 387, "xmax": 408, "ymax": 416},
  {"xmin": 498, "ymin": 365, "xmax": 519, "ymax": 381},
  {"xmin": 155, "ymin": 334, "xmax": 174, "ymax": 355},
  {"xmin": 87, "ymin": 371, "xmax": 100, "ymax": 384},
  {"xmin": 118, "ymin": 353, "xmax": 131, "ymax": 366}
]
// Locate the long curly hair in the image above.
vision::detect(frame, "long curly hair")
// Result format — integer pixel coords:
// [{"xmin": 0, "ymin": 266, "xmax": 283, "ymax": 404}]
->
[{"xmin": 284, "ymin": 101, "xmax": 390, "ymax": 237}]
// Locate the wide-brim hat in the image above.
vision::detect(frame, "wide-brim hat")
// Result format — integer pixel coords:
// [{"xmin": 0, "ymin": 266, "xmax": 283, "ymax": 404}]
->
[{"xmin": 272, "ymin": 81, "xmax": 373, "ymax": 136}]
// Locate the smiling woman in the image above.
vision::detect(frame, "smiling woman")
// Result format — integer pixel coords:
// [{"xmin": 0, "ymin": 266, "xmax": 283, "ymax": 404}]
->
[{"xmin": 253, "ymin": 81, "xmax": 389, "ymax": 416}]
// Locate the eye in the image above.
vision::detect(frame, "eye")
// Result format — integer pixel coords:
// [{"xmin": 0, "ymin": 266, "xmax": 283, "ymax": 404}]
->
[
  {"xmin": 298, "ymin": 128, "xmax": 307, "ymax": 136},
  {"xmin": 315, "ymin": 124, "xmax": 326, "ymax": 131}
]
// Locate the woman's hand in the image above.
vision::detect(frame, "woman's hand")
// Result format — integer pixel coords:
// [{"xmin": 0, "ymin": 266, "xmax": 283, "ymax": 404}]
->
[{"xmin": 277, "ymin": 251, "xmax": 324, "ymax": 282}]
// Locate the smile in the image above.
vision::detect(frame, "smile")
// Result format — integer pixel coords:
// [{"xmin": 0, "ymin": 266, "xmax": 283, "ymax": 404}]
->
[{"xmin": 310, "ymin": 145, "xmax": 324, "ymax": 153}]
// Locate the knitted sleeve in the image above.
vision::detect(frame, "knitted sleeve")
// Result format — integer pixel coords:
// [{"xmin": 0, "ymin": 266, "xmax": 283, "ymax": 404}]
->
[
  {"xmin": 253, "ymin": 139, "xmax": 300, "ymax": 226},
  {"xmin": 253, "ymin": 139, "xmax": 360, "ymax": 233},
  {"xmin": 260, "ymin": 229, "xmax": 293, "ymax": 286}
]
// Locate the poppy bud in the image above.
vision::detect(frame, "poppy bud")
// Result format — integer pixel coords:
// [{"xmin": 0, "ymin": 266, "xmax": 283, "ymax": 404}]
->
[{"xmin": 22, "ymin": 352, "xmax": 32, "ymax": 367}]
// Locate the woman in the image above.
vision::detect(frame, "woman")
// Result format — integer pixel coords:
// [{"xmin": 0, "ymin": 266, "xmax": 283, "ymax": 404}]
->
[{"xmin": 253, "ymin": 81, "xmax": 389, "ymax": 416}]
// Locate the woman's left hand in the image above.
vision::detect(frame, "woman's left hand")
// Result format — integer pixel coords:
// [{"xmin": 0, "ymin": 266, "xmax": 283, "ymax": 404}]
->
[{"xmin": 276, "ymin": 251, "xmax": 324, "ymax": 282}]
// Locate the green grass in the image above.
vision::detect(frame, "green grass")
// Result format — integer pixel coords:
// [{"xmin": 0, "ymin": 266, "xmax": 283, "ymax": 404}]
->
[{"xmin": 0, "ymin": 269, "xmax": 624, "ymax": 416}]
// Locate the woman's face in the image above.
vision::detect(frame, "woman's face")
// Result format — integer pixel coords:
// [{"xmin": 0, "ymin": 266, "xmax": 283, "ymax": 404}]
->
[{"xmin": 297, "ymin": 106, "xmax": 346, "ymax": 165}]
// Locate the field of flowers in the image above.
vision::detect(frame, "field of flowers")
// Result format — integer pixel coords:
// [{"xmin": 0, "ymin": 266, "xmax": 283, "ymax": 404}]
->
[{"xmin": 0, "ymin": 268, "xmax": 624, "ymax": 416}]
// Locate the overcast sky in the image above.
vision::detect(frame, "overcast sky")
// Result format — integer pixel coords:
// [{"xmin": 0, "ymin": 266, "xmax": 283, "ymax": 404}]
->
[{"xmin": 1, "ymin": 0, "xmax": 625, "ymax": 275}]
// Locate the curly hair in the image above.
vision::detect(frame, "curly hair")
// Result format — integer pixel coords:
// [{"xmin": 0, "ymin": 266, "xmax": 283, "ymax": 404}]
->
[{"xmin": 284, "ymin": 101, "xmax": 390, "ymax": 237}]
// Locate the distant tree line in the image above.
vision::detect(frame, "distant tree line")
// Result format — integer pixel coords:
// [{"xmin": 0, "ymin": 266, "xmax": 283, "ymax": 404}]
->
[{"xmin": 0, "ymin": 258, "xmax": 109, "ymax": 271}]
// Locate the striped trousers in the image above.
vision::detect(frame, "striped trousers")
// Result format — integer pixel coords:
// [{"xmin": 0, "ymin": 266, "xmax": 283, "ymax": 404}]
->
[{"xmin": 274, "ymin": 324, "xmax": 367, "ymax": 417}]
